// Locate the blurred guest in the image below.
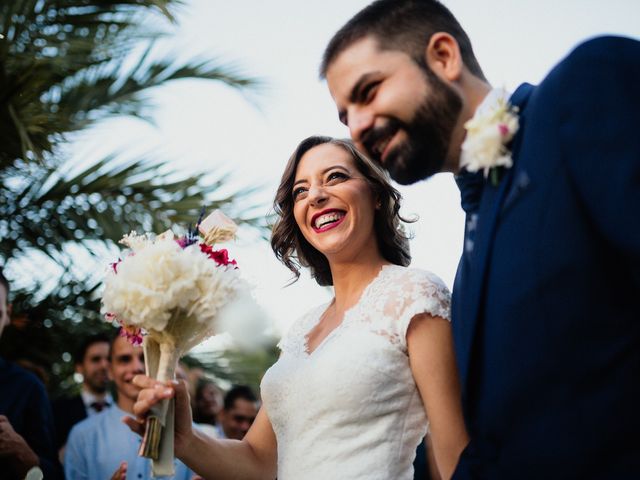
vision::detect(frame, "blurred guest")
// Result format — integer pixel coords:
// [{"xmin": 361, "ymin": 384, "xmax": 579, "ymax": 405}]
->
[
  {"xmin": 64, "ymin": 333, "xmax": 193, "ymax": 480},
  {"xmin": 174, "ymin": 366, "xmax": 219, "ymax": 440},
  {"xmin": 193, "ymin": 378, "xmax": 223, "ymax": 427},
  {"xmin": 183, "ymin": 364, "xmax": 204, "ymax": 403},
  {"xmin": 52, "ymin": 333, "xmax": 112, "ymax": 454},
  {"xmin": 0, "ymin": 268, "xmax": 62, "ymax": 479},
  {"xmin": 216, "ymin": 385, "xmax": 258, "ymax": 440}
]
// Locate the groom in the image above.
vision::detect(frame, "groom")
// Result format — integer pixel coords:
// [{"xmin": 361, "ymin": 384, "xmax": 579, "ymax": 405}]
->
[{"xmin": 320, "ymin": 0, "xmax": 640, "ymax": 478}]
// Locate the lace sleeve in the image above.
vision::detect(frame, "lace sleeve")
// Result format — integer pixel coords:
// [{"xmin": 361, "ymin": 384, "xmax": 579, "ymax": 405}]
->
[{"xmin": 379, "ymin": 268, "xmax": 451, "ymax": 352}]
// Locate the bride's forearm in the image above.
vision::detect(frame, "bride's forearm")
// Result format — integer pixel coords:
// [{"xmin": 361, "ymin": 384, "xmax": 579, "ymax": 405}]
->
[{"xmin": 178, "ymin": 429, "xmax": 275, "ymax": 480}]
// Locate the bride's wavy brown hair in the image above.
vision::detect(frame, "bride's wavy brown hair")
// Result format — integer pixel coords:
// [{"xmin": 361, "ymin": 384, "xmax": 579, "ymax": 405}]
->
[{"xmin": 271, "ymin": 136, "xmax": 412, "ymax": 286}]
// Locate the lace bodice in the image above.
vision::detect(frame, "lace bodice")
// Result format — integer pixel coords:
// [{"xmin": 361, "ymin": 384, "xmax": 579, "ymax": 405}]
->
[{"xmin": 261, "ymin": 265, "xmax": 451, "ymax": 480}]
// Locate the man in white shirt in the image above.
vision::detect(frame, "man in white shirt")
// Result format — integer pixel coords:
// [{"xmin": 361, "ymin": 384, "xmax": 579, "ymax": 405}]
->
[{"xmin": 64, "ymin": 333, "xmax": 193, "ymax": 480}]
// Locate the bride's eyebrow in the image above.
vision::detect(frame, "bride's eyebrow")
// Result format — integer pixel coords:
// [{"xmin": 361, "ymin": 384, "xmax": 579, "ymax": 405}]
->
[
  {"xmin": 324, "ymin": 165, "xmax": 351, "ymax": 174},
  {"xmin": 293, "ymin": 165, "xmax": 351, "ymax": 187}
]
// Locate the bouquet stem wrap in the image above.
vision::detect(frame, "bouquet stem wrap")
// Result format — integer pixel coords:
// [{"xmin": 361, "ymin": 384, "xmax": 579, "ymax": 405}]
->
[{"xmin": 138, "ymin": 337, "xmax": 180, "ymax": 477}]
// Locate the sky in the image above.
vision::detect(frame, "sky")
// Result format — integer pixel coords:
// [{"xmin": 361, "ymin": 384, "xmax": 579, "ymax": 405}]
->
[{"xmin": 66, "ymin": 0, "xmax": 640, "ymax": 340}]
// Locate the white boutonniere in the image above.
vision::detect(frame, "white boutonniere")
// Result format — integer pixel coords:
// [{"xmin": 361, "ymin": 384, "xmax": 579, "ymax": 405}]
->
[{"xmin": 460, "ymin": 94, "xmax": 519, "ymax": 185}]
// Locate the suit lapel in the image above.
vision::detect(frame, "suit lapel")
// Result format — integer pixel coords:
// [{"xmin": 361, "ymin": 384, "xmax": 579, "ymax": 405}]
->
[
  {"xmin": 74, "ymin": 394, "xmax": 89, "ymax": 419},
  {"xmin": 456, "ymin": 83, "xmax": 535, "ymax": 392},
  {"xmin": 456, "ymin": 169, "xmax": 512, "ymax": 390}
]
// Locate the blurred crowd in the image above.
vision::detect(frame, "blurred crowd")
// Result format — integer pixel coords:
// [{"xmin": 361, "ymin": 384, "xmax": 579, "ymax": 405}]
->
[{"xmin": 0, "ymin": 268, "xmax": 258, "ymax": 480}]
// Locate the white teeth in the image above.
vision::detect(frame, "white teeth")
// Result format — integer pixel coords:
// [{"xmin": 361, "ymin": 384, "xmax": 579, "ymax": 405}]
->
[{"xmin": 314, "ymin": 212, "xmax": 344, "ymax": 229}]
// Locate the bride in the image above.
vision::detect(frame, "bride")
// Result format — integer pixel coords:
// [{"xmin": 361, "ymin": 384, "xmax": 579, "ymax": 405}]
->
[{"xmin": 126, "ymin": 136, "xmax": 468, "ymax": 479}]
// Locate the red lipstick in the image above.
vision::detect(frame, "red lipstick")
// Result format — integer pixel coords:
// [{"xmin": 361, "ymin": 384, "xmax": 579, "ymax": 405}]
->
[{"xmin": 311, "ymin": 209, "xmax": 346, "ymax": 233}]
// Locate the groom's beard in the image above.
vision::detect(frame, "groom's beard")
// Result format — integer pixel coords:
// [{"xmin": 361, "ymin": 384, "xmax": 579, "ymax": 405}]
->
[{"xmin": 363, "ymin": 70, "xmax": 462, "ymax": 185}]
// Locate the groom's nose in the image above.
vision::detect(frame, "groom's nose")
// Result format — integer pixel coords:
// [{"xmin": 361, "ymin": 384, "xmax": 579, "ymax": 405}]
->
[{"xmin": 348, "ymin": 107, "xmax": 374, "ymax": 145}]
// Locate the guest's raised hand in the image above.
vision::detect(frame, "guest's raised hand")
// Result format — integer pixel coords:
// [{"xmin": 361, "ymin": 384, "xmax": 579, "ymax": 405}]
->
[
  {"xmin": 109, "ymin": 461, "xmax": 127, "ymax": 480},
  {"xmin": 0, "ymin": 415, "xmax": 39, "ymax": 478}
]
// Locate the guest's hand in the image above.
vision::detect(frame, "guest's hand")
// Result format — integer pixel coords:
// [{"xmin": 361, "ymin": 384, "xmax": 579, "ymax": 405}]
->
[
  {"xmin": 0, "ymin": 415, "xmax": 39, "ymax": 478},
  {"xmin": 123, "ymin": 376, "xmax": 194, "ymax": 456},
  {"xmin": 110, "ymin": 461, "xmax": 127, "ymax": 480}
]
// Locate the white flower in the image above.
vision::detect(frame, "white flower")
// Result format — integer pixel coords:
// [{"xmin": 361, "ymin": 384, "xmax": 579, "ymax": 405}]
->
[
  {"xmin": 102, "ymin": 236, "xmax": 243, "ymax": 341},
  {"xmin": 460, "ymin": 95, "xmax": 519, "ymax": 178},
  {"xmin": 119, "ymin": 231, "xmax": 153, "ymax": 252},
  {"xmin": 102, "ymin": 225, "xmax": 266, "ymax": 474}
]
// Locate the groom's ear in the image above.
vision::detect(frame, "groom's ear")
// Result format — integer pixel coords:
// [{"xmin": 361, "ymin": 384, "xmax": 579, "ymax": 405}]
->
[{"xmin": 424, "ymin": 32, "xmax": 463, "ymax": 83}]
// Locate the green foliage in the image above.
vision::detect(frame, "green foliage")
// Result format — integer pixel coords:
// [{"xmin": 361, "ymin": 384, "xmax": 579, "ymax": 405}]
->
[
  {"xmin": 192, "ymin": 344, "xmax": 280, "ymax": 396},
  {"xmin": 0, "ymin": 0, "xmax": 272, "ymax": 397},
  {"xmin": 0, "ymin": 0, "xmax": 260, "ymax": 166},
  {"xmin": 0, "ymin": 277, "xmax": 110, "ymax": 394},
  {"xmin": 0, "ymin": 154, "xmax": 265, "ymax": 263}
]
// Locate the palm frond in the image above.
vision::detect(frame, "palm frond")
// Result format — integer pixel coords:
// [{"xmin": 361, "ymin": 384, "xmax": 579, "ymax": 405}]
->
[
  {"xmin": 0, "ymin": 0, "xmax": 261, "ymax": 164},
  {"xmin": 195, "ymin": 345, "xmax": 280, "ymax": 394},
  {"xmin": 0, "ymin": 0, "xmax": 270, "ymax": 397},
  {"xmin": 0, "ymin": 153, "xmax": 267, "ymax": 262}
]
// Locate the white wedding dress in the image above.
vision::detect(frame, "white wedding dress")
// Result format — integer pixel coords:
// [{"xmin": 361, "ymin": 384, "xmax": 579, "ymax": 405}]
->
[{"xmin": 261, "ymin": 265, "xmax": 451, "ymax": 480}]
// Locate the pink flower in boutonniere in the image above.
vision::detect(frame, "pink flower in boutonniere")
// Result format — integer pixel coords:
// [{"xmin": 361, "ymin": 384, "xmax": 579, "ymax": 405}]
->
[{"xmin": 460, "ymin": 95, "xmax": 519, "ymax": 185}]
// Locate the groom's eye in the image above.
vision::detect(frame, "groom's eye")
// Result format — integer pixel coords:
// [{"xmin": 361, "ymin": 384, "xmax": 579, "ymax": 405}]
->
[{"xmin": 360, "ymin": 82, "xmax": 379, "ymax": 103}]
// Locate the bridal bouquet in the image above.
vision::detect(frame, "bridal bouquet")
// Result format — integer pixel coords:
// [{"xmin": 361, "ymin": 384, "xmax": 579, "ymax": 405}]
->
[{"xmin": 102, "ymin": 210, "xmax": 263, "ymax": 476}]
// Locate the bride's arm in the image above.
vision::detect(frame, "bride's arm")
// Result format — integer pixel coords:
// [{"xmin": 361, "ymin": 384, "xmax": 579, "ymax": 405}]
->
[
  {"xmin": 179, "ymin": 407, "xmax": 277, "ymax": 480},
  {"xmin": 125, "ymin": 377, "xmax": 277, "ymax": 480},
  {"xmin": 407, "ymin": 314, "xmax": 469, "ymax": 480}
]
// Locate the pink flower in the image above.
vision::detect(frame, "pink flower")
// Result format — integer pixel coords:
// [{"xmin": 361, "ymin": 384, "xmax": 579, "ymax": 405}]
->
[
  {"xmin": 199, "ymin": 244, "xmax": 238, "ymax": 268},
  {"xmin": 176, "ymin": 237, "xmax": 190, "ymax": 249},
  {"xmin": 118, "ymin": 323, "xmax": 144, "ymax": 346},
  {"xmin": 110, "ymin": 259, "xmax": 122, "ymax": 274}
]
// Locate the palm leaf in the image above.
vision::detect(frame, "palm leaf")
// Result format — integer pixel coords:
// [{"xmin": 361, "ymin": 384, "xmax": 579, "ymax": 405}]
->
[
  {"xmin": 0, "ymin": 0, "xmax": 271, "ymax": 397},
  {"xmin": 0, "ymin": 0, "xmax": 260, "ymax": 164},
  {"xmin": 1, "ymin": 153, "xmax": 267, "ymax": 262}
]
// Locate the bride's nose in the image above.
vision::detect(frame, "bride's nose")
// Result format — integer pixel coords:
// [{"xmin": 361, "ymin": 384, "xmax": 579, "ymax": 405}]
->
[{"xmin": 308, "ymin": 184, "xmax": 329, "ymax": 207}]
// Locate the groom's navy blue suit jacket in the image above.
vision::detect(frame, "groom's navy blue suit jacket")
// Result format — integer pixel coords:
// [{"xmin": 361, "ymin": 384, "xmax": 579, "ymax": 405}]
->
[{"xmin": 451, "ymin": 36, "xmax": 640, "ymax": 479}]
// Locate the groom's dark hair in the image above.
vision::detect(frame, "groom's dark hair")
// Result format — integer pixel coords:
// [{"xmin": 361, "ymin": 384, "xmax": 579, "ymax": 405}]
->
[{"xmin": 320, "ymin": 0, "xmax": 485, "ymax": 80}]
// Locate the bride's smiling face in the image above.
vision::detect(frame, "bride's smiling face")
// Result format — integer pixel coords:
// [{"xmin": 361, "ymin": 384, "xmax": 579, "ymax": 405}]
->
[{"xmin": 292, "ymin": 143, "xmax": 378, "ymax": 260}]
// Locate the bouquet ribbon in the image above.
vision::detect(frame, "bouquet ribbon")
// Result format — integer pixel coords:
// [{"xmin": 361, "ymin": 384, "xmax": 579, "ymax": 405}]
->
[{"xmin": 138, "ymin": 336, "xmax": 179, "ymax": 477}]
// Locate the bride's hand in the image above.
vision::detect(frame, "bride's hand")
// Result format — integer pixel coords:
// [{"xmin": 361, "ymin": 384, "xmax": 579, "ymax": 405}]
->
[{"xmin": 123, "ymin": 375, "xmax": 194, "ymax": 455}]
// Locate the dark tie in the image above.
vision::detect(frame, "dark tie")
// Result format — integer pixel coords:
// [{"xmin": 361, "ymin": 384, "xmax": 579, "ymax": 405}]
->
[
  {"xmin": 455, "ymin": 169, "xmax": 485, "ymax": 215},
  {"xmin": 455, "ymin": 169, "xmax": 486, "ymax": 258},
  {"xmin": 90, "ymin": 401, "xmax": 107, "ymax": 412}
]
